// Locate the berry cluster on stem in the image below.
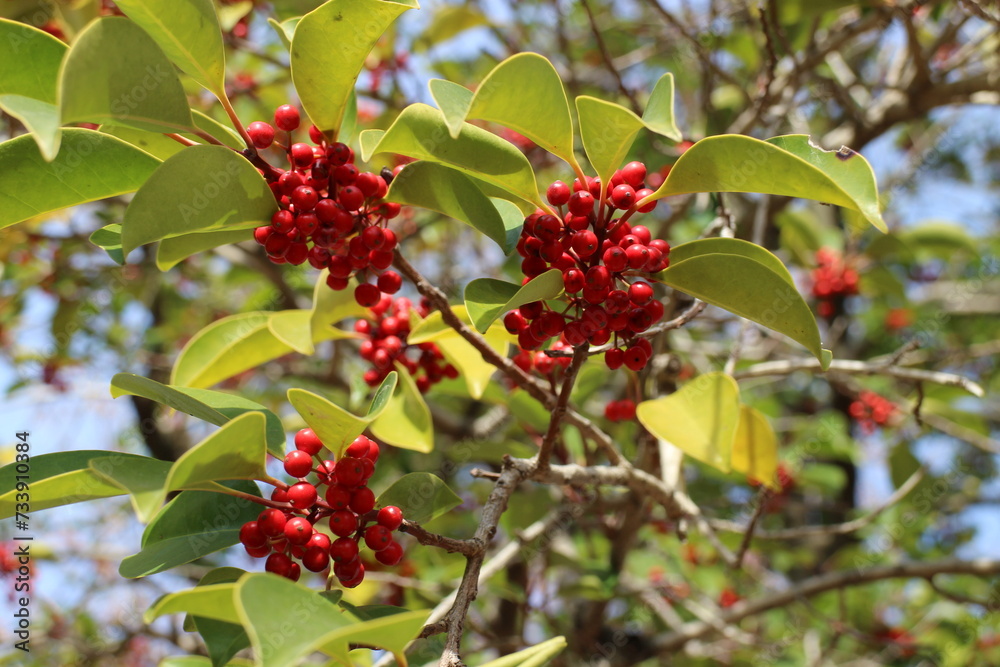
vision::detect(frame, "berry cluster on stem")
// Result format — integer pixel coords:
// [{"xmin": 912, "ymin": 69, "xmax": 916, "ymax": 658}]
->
[
  {"xmin": 505, "ymin": 162, "xmax": 670, "ymax": 372},
  {"xmin": 248, "ymin": 105, "xmax": 404, "ymax": 307},
  {"xmin": 604, "ymin": 399, "xmax": 636, "ymax": 422},
  {"xmin": 355, "ymin": 296, "xmax": 458, "ymax": 391},
  {"xmin": 849, "ymin": 391, "xmax": 896, "ymax": 434},
  {"xmin": 239, "ymin": 430, "xmax": 405, "ymax": 587},
  {"xmin": 811, "ymin": 247, "xmax": 859, "ymax": 318}
]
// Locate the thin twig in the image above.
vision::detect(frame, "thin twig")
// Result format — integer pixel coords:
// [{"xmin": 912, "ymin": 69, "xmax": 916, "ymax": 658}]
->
[
  {"xmin": 710, "ymin": 466, "xmax": 926, "ymax": 540},
  {"xmin": 400, "ymin": 520, "xmax": 480, "ymax": 557},
  {"xmin": 733, "ymin": 487, "xmax": 770, "ymax": 568},
  {"xmin": 652, "ymin": 557, "xmax": 1000, "ymax": 653},
  {"xmin": 579, "ymin": 0, "xmax": 642, "ymax": 115},
  {"xmin": 733, "ymin": 358, "xmax": 985, "ymax": 397},
  {"xmin": 536, "ymin": 345, "xmax": 588, "ymax": 471}
]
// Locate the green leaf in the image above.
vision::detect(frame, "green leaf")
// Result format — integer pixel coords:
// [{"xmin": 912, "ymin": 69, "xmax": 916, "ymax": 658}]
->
[
  {"xmin": 187, "ymin": 569, "xmax": 253, "ymax": 667},
  {"xmin": 110, "ymin": 373, "xmax": 286, "ymax": 457},
  {"xmin": 121, "ymin": 145, "xmax": 277, "ymax": 257},
  {"xmin": 431, "ymin": 53, "xmax": 577, "ymax": 168},
  {"xmin": 642, "ymin": 134, "xmax": 886, "ymax": 232},
  {"xmin": 268, "ymin": 275, "xmax": 365, "ymax": 355},
  {"xmin": 287, "ymin": 372, "xmax": 397, "ymax": 457},
  {"xmin": 0, "ymin": 451, "xmax": 138, "ymax": 519},
  {"xmin": 652, "ymin": 246, "xmax": 829, "ymax": 367},
  {"xmin": 0, "ymin": 18, "xmax": 67, "ymax": 160},
  {"xmin": 235, "ymin": 574, "xmax": 361, "ymax": 665},
  {"xmin": 434, "ymin": 327, "xmax": 509, "ymax": 400},
  {"xmin": 170, "ymin": 312, "xmax": 294, "ymax": 389},
  {"xmin": 669, "ymin": 238, "xmax": 796, "ymax": 288},
  {"xmin": 387, "ymin": 162, "xmax": 524, "ymax": 254},
  {"xmin": 119, "ymin": 481, "xmax": 262, "ymax": 578},
  {"xmin": 146, "ymin": 582, "xmax": 242, "ymax": 626},
  {"xmin": 99, "ymin": 125, "xmax": 188, "ymax": 160},
  {"xmin": 636, "ymin": 372, "xmax": 741, "ymax": 473},
  {"xmin": 360, "ymin": 103, "xmax": 542, "ymax": 207},
  {"xmin": 369, "ymin": 363, "xmax": 434, "ymax": 453},
  {"xmin": 313, "ymin": 608, "xmax": 431, "ymax": 660},
  {"xmin": 156, "ymin": 228, "xmax": 254, "ymax": 270},
  {"xmin": 898, "ymin": 220, "xmax": 979, "ymax": 259},
  {"xmin": 114, "ymin": 0, "xmax": 227, "ymax": 97},
  {"xmin": 414, "ymin": 5, "xmax": 488, "ymax": 51},
  {"xmin": 375, "ymin": 472, "xmax": 462, "ymax": 525},
  {"xmin": 478, "ymin": 637, "xmax": 568, "ymax": 667},
  {"xmin": 465, "ymin": 269, "xmax": 564, "ymax": 333},
  {"xmin": 0, "ymin": 129, "xmax": 161, "ymax": 230},
  {"xmin": 166, "ymin": 412, "xmax": 269, "ymax": 492},
  {"xmin": 730, "ymin": 406, "xmax": 779, "ymax": 489},
  {"xmin": 59, "ymin": 17, "xmax": 195, "ymax": 133},
  {"xmin": 576, "ymin": 97, "xmax": 645, "ymax": 187},
  {"xmin": 290, "ymin": 0, "xmax": 417, "ymax": 134},
  {"xmin": 87, "ymin": 454, "xmax": 172, "ymax": 522},
  {"xmin": 641, "ymin": 73, "xmax": 682, "ymax": 141},
  {"xmin": 90, "ymin": 223, "xmax": 125, "ymax": 264}
]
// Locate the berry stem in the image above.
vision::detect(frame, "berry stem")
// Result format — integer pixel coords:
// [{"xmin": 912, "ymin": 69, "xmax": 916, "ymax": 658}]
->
[
  {"xmin": 219, "ymin": 89, "xmax": 258, "ymax": 154},
  {"xmin": 536, "ymin": 344, "xmax": 588, "ymax": 472},
  {"xmin": 165, "ymin": 133, "xmax": 199, "ymax": 147}
]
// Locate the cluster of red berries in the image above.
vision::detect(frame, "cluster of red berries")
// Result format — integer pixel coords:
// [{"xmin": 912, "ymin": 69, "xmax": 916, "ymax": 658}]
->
[
  {"xmin": 811, "ymin": 247, "xmax": 859, "ymax": 318},
  {"xmin": 355, "ymin": 296, "xmax": 458, "ymax": 392},
  {"xmin": 504, "ymin": 162, "xmax": 669, "ymax": 372},
  {"xmin": 849, "ymin": 391, "xmax": 896, "ymax": 434},
  {"xmin": 718, "ymin": 588, "xmax": 741, "ymax": 609},
  {"xmin": 239, "ymin": 430, "xmax": 405, "ymax": 587},
  {"xmin": 248, "ymin": 104, "xmax": 405, "ymax": 308},
  {"xmin": 510, "ymin": 340, "xmax": 575, "ymax": 377},
  {"xmin": 604, "ymin": 399, "xmax": 636, "ymax": 422}
]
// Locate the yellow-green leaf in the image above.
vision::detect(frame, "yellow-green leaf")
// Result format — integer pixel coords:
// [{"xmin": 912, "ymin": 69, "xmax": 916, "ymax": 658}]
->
[
  {"xmin": 636, "ymin": 372, "xmax": 741, "ymax": 473},
  {"xmin": 370, "ymin": 363, "xmax": 434, "ymax": 453},
  {"xmin": 731, "ymin": 405, "xmax": 779, "ymax": 489}
]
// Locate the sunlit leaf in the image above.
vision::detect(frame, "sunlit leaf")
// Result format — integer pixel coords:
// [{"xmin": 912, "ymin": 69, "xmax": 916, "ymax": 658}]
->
[
  {"xmin": 465, "ymin": 269, "xmax": 564, "ymax": 333},
  {"xmin": 731, "ymin": 406, "xmax": 779, "ymax": 489},
  {"xmin": 370, "ymin": 363, "xmax": 434, "ymax": 453},
  {"xmin": 637, "ymin": 373, "xmax": 741, "ymax": 473},
  {"xmin": 375, "ymin": 472, "xmax": 462, "ymax": 525},
  {"xmin": 288, "ymin": 373, "xmax": 397, "ymax": 457}
]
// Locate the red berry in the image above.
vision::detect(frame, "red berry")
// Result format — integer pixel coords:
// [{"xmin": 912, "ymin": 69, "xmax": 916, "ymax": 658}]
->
[
  {"xmin": 621, "ymin": 161, "xmax": 646, "ymax": 187},
  {"xmin": 325, "ymin": 484, "xmax": 352, "ymax": 510},
  {"xmin": 504, "ymin": 311, "xmax": 527, "ymax": 334},
  {"xmin": 571, "ymin": 230, "xmax": 599, "ymax": 258},
  {"xmin": 585, "ymin": 265, "xmax": 611, "ymax": 289},
  {"xmin": 335, "ymin": 456, "xmax": 366, "ymax": 486},
  {"xmin": 628, "ymin": 281, "xmax": 654, "ymax": 305},
  {"xmin": 605, "ymin": 348, "xmax": 624, "ymax": 370},
  {"xmin": 374, "ymin": 540, "xmax": 403, "ymax": 566},
  {"xmin": 339, "ymin": 185, "xmax": 365, "ymax": 210},
  {"xmin": 248, "ymin": 121, "xmax": 275, "ymax": 149},
  {"xmin": 271, "ymin": 209, "xmax": 295, "ymax": 233},
  {"xmin": 329, "ymin": 509, "xmax": 359, "ymax": 537},
  {"xmin": 290, "ymin": 143, "xmax": 314, "ymax": 168},
  {"xmin": 625, "ymin": 244, "xmax": 650, "ymax": 270},
  {"xmin": 377, "ymin": 270, "xmax": 402, "ymax": 294},
  {"xmin": 623, "ymin": 345, "xmax": 649, "ymax": 371},
  {"xmin": 287, "ymin": 482, "xmax": 318, "ymax": 509},
  {"xmin": 635, "ymin": 188, "xmax": 656, "ymax": 212},
  {"xmin": 355, "ymin": 284, "xmax": 382, "ymax": 308},
  {"xmin": 611, "ymin": 184, "xmax": 636, "ymax": 209},
  {"xmin": 239, "ymin": 521, "xmax": 267, "ymax": 548},
  {"xmin": 265, "ymin": 552, "xmax": 295, "ymax": 577},
  {"xmin": 364, "ymin": 525, "xmax": 393, "ymax": 551},
  {"xmin": 253, "ymin": 226, "xmax": 271, "ymax": 245},
  {"xmin": 567, "ymin": 191, "xmax": 595, "ymax": 216},
  {"xmin": 302, "ymin": 545, "xmax": 330, "ymax": 572},
  {"xmin": 283, "ymin": 516, "xmax": 313, "ymax": 545},
  {"xmin": 603, "ymin": 246, "xmax": 628, "ymax": 272},
  {"xmin": 271, "ymin": 488, "xmax": 289, "ymax": 504},
  {"xmin": 377, "ymin": 506, "xmax": 404, "ymax": 531},
  {"xmin": 257, "ymin": 508, "xmax": 287, "ymax": 537},
  {"xmin": 349, "ymin": 487, "xmax": 376, "ymax": 514},
  {"xmin": 274, "ymin": 105, "xmax": 300, "ymax": 131},
  {"xmin": 245, "ymin": 542, "xmax": 271, "ymax": 558},
  {"xmin": 547, "ymin": 180, "xmax": 571, "ymax": 206},
  {"xmin": 329, "ymin": 537, "xmax": 359, "ymax": 563},
  {"xmin": 365, "ymin": 441, "xmax": 381, "ymax": 463},
  {"xmin": 291, "ymin": 186, "xmax": 319, "ymax": 211},
  {"xmin": 339, "ymin": 563, "xmax": 365, "ymax": 588},
  {"xmin": 345, "ymin": 435, "xmax": 371, "ymax": 459},
  {"xmin": 327, "ymin": 142, "xmax": 352, "ymax": 165},
  {"xmin": 362, "ymin": 225, "xmax": 385, "ymax": 249},
  {"xmin": 308, "ymin": 124, "xmax": 325, "ymax": 144},
  {"xmin": 283, "ymin": 450, "xmax": 314, "ymax": 478},
  {"xmin": 307, "ymin": 533, "xmax": 331, "ymax": 552},
  {"xmin": 355, "ymin": 172, "xmax": 382, "ymax": 198},
  {"xmin": 563, "ymin": 268, "xmax": 585, "ymax": 293}
]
